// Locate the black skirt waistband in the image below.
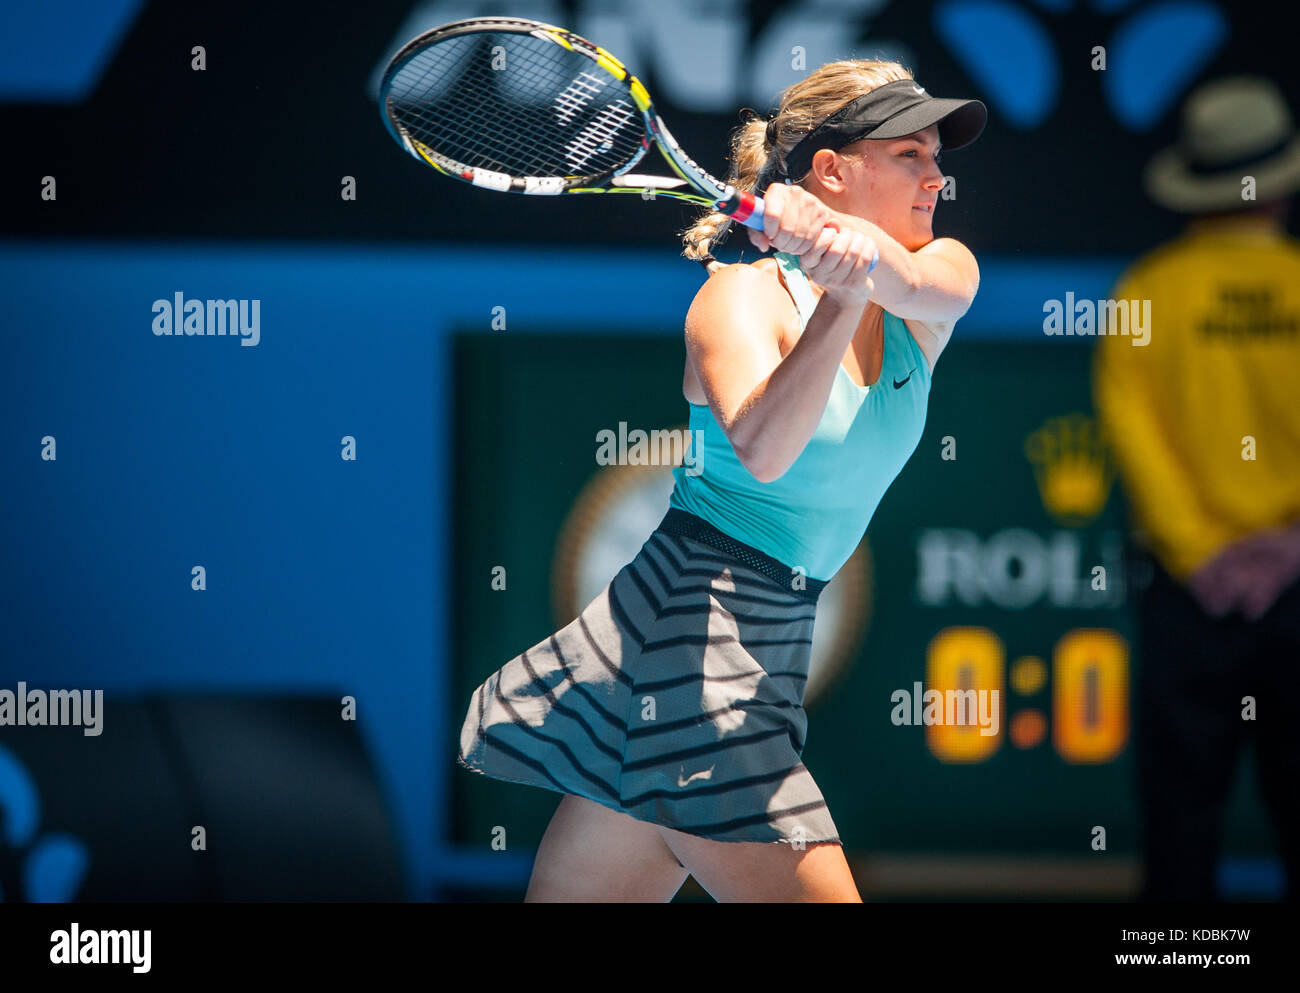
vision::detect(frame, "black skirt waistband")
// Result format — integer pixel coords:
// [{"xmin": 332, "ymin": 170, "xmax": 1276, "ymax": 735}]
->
[{"xmin": 654, "ymin": 508, "xmax": 828, "ymax": 603}]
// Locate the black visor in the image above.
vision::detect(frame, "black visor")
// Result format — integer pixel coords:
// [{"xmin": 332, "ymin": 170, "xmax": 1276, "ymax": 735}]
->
[{"xmin": 780, "ymin": 79, "xmax": 987, "ymax": 182}]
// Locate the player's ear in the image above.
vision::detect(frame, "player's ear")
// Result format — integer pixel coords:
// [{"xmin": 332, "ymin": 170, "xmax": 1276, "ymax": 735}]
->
[{"xmin": 809, "ymin": 149, "xmax": 847, "ymax": 193}]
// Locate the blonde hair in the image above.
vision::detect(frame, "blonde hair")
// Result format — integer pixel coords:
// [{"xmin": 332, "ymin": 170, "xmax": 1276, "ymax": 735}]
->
[{"xmin": 679, "ymin": 59, "xmax": 914, "ymax": 275}]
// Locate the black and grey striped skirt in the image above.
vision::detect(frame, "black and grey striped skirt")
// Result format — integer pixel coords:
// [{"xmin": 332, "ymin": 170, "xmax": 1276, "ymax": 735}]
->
[{"xmin": 457, "ymin": 507, "xmax": 842, "ymax": 848}]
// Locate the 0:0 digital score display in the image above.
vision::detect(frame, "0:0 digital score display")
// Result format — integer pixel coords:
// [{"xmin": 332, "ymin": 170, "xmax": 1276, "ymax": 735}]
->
[{"xmin": 924, "ymin": 626, "xmax": 1129, "ymax": 764}]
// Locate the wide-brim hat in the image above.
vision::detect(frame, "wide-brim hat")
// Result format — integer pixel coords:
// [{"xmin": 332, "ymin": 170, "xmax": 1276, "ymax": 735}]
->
[{"xmin": 1145, "ymin": 74, "xmax": 1300, "ymax": 212}]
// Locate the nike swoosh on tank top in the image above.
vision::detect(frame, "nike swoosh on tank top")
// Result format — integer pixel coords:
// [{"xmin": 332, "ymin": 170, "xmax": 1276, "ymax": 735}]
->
[{"xmin": 668, "ymin": 250, "xmax": 932, "ymax": 582}]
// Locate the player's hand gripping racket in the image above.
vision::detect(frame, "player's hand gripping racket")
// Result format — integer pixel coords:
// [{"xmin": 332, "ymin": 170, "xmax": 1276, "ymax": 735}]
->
[{"xmin": 378, "ymin": 16, "xmax": 776, "ymax": 229}]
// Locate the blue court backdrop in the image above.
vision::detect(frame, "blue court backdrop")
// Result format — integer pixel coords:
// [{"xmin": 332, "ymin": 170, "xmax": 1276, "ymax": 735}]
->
[{"xmin": 3, "ymin": 0, "xmax": 1297, "ymax": 901}]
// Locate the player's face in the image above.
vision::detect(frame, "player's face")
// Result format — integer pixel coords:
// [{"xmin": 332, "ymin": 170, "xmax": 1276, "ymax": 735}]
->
[{"xmin": 826, "ymin": 125, "xmax": 945, "ymax": 251}]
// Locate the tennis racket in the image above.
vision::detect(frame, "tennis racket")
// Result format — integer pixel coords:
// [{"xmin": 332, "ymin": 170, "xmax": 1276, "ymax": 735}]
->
[{"xmin": 377, "ymin": 16, "xmax": 774, "ymax": 230}]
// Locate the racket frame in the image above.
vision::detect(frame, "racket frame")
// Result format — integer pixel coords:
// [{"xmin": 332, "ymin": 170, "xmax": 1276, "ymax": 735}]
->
[{"xmin": 378, "ymin": 16, "xmax": 766, "ymax": 228}]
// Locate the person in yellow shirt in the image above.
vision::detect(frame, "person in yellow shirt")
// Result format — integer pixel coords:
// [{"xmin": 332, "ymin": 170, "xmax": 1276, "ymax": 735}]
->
[{"xmin": 1093, "ymin": 75, "xmax": 1300, "ymax": 902}]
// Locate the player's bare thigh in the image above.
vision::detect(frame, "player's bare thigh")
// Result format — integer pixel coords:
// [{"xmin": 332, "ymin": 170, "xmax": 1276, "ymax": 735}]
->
[
  {"xmin": 656, "ymin": 823, "xmax": 862, "ymax": 902},
  {"xmin": 524, "ymin": 794, "xmax": 690, "ymax": 902}
]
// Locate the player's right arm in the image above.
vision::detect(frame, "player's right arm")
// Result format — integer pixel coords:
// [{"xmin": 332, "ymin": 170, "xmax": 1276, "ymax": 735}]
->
[{"xmin": 684, "ymin": 229, "xmax": 875, "ymax": 482}]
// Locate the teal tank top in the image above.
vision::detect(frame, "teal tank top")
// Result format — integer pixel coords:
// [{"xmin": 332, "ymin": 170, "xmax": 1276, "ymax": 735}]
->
[{"xmin": 667, "ymin": 250, "xmax": 932, "ymax": 582}]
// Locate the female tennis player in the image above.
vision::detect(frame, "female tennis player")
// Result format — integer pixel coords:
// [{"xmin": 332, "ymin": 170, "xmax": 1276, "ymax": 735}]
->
[{"xmin": 458, "ymin": 58, "xmax": 986, "ymax": 902}]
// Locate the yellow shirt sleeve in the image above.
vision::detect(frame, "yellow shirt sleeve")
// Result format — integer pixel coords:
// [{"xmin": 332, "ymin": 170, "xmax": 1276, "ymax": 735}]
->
[{"xmin": 1091, "ymin": 269, "xmax": 1237, "ymax": 582}]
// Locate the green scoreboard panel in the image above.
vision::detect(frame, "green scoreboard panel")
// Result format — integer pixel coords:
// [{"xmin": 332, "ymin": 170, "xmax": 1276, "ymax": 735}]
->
[{"xmin": 449, "ymin": 331, "xmax": 1274, "ymax": 897}]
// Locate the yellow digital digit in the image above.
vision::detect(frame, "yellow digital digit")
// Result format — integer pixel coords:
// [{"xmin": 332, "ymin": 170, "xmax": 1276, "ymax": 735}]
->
[
  {"xmin": 925, "ymin": 626, "xmax": 1004, "ymax": 763},
  {"xmin": 1053, "ymin": 628, "xmax": 1129, "ymax": 763}
]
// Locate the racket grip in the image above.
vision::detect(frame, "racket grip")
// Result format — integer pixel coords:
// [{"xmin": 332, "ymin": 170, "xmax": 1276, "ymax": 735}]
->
[
  {"xmin": 728, "ymin": 191, "xmax": 766, "ymax": 231},
  {"xmin": 728, "ymin": 191, "xmax": 879, "ymax": 275}
]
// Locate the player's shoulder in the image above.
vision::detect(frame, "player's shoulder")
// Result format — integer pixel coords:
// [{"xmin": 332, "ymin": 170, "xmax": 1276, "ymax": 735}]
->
[
  {"xmin": 714, "ymin": 255, "xmax": 782, "ymax": 278},
  {"xmin": 727, "ymin": 255, "xmax": 793, "ymax": 291},
  {"xmin": 694, "ymin": 256, "xmax": 787, "ymax": 296},
  {"xmin": 685, "ymin": 257, "xmax": 796, "ymax": 338}
]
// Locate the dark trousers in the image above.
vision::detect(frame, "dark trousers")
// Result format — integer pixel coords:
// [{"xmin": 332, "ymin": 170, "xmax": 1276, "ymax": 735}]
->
[{"xmin": 1132, "ymin": 545, "xmax": 1300, "ymax": 901}]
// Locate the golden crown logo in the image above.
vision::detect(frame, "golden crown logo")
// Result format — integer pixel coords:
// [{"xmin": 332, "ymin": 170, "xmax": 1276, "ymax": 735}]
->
[{"xmin": 1023, "ymin": 413, "xmax": 1115, "ymax": 526}]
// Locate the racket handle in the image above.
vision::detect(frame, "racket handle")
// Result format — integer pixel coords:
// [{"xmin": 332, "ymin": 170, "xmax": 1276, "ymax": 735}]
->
[
  {"xmin": 728, "ymin": 190, "xmax": 767, "ymax": 231},
  {"xmin": 726, "ymin": 192, "xmax": 879, "ymax": 275}
]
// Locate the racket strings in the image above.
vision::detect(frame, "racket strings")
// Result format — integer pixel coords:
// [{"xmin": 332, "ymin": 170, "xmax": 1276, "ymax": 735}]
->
[{"xmin": 386, "ymin": 32, "xmax": 646, "ymax": 181}]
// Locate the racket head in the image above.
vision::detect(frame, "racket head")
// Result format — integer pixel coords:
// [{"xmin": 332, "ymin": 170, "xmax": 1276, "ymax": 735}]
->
[{"xmin": 379, "ymin": 17, "xmax": 658, "ymax": 195}]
